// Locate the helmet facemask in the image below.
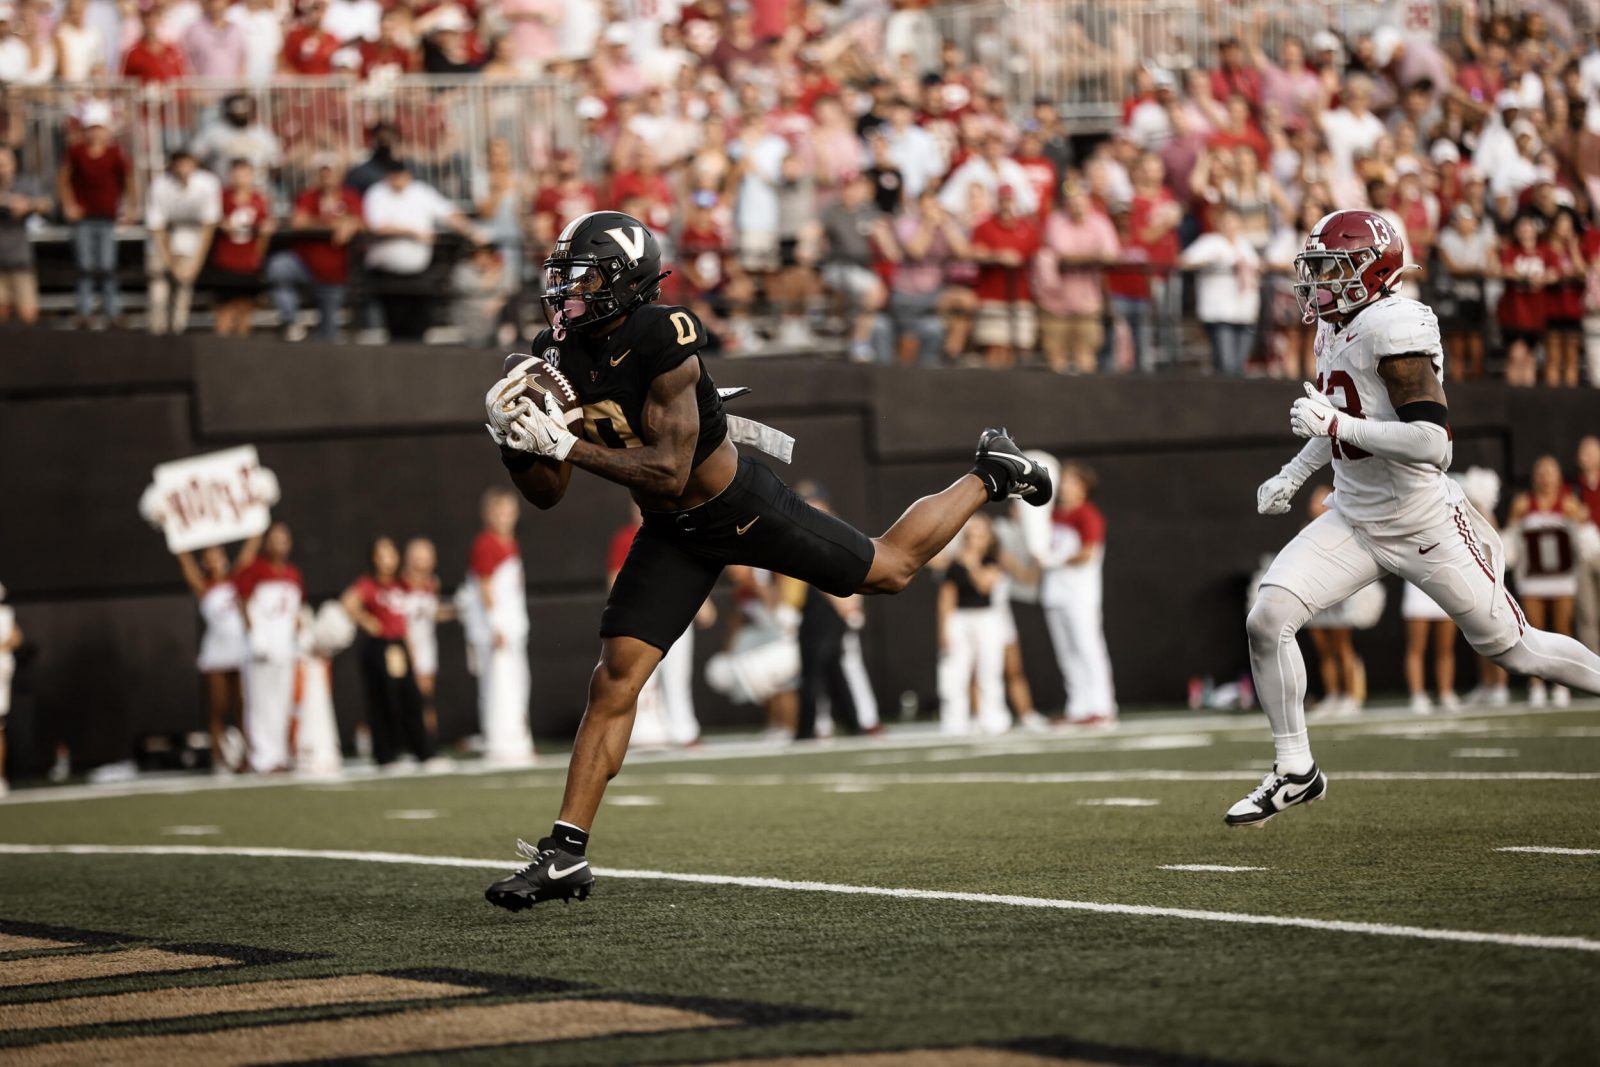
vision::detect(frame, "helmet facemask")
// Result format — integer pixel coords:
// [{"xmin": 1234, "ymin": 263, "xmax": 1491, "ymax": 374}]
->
[
  {"xmin": 541, "ymin": 255, "xmax": 624, "ymax": 336},
  {"xmin": 1292, "ymin": 246, "xmax": 1378, "ymax": 325}
]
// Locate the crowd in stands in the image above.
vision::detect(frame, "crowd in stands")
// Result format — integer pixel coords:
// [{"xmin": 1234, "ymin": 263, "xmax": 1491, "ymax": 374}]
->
[{"xmin": 2, "ymin": 0, "xmax": 1600, "ymax": 383}]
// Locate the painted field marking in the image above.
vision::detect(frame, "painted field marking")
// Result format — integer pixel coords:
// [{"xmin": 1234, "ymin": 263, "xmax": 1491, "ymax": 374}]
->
[
  {"xmin": 1078, "ymin": 798, "xmax": 1160, "ymax": 807},
  {"xmin": 1495, "ymin": 846, "xmax": 1600, "ymax": 856},
  {"xmin": 384, "ymin": 810, "xmax": 442, "ymax": 821},
  {"xmin": 161, "ymin": 825, "xmax": 221, "ymax": 836},
  {"xmin": 1450, "ymin": 749, "xmax": 1520, "ymax": 759},
  {"xmin": 608, "ymin": 795, "xmax": 663, "ymax": 806},
  {"xmin": 1159, "ymin": 865, "xmax": 1269, "ymax": 873},
  {"xmin": 824, "ymin": 784, "xmax": 882, "ymax": 793},
  {"xmin": 3, "ymin": 844, "xmax": 1598, "ymax": 956}
]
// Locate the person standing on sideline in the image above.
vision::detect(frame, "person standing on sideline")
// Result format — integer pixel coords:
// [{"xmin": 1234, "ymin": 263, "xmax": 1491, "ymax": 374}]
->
[
  {"xmin": 469, "ymin": 488, "xmax": 534, "ymax": 765},
  {"xmin": 175, "ymin": 538, "xmax": 259, "ymax": 773},
  {"xmin": 793, "ymin": 485, "xmax": 866, "ymax": 740},
  {"xmin": 233, "ymin": 522, "xmax": 303, "ymax": 773},
  {"xmin": 1508, "ymin": 455, "xmax": 1594, "ymax": 708},
  {"xmin": 58, "ymin": 101, "xmax": 132, "ymax": 329},
  {"xmin": 145, "ymin": 150, "xmax": 220, "ymax": 336},
  {"xmin": 401, "ymin": 537, "xmax": 451, "ymax": 744},
  {"xmin": 0, "ymin": 582, "xmax": 20, "ymax": 797},
  {"xmin": 1574, "ymin": 437, "xmax": 1600, "ymax": 655},
  {"xmin": 1040, "ymin": 462, "xmax": 1116, "ymax": 725},
  {"xmin": 606, "ymin": 503, "xmax": 713, "ymax": 746},
  {"xmin": 938, "ymin": 513, "xmax": 1011, "ymax": 735},
  {"xmin": 342, "ymin": 537, "xmax": 436, "ymax": 768},
  {"xmin": 1402, "ymin": 581, "xmax": 1459, "ymax": 715}
]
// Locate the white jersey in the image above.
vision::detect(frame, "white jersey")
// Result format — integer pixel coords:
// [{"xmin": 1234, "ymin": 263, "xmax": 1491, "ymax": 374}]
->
[{"xmin": 1313, "ymin": 295, "xmax": 1452, "ymax": 533}]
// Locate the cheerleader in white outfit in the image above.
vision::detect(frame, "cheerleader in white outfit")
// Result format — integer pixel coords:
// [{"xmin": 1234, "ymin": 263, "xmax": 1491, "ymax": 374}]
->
[
  {"xmin": 1507, "ymin": 455, "xmax": 1598, "ymax": 707},
  {"xmin": 176, "ymin": 537, "xmax": 258, "ymax": 772},
  {"xmin": 1402, "ymin": 582, "xmax": 1458, "ymax": 714},
  {"xmin": 469, "ymin": 489, "xmax": 534, "ymax": 765},
  {"xmin": 234, "ymin": 523, "xmax": 305, "ymax": 773},
  {"xmin": 938, "ymin": 513, "xmax": 1011, "ymax": 735}
]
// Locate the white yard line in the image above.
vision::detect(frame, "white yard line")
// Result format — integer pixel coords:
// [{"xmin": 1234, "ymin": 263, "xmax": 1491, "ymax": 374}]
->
[
  {"xmin": 1159, "ymin": 864, "xmax": 1268, "ymax": 872},
  {"xmin": 604, "ymin": 770, "xmax": 1600, "ymax": 787},
  {"xmin": 1495, "ymin": 846, "xmax": 1600, "ymax": 856},
  {"xmin": 3, "ymin": 843, "xmax": 1597, "ymax": 956}
]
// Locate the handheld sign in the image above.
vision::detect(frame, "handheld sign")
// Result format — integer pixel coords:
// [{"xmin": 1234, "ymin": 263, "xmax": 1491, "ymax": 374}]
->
[{"xmin": 139, "ymin": 446, "xmax": 280, "ymax": 553}]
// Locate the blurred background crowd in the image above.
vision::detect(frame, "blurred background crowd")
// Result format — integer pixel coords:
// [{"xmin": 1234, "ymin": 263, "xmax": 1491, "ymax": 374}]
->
[{"xmin": 1, "ymin": 0, "xmax": 1600, "ymax": 382}]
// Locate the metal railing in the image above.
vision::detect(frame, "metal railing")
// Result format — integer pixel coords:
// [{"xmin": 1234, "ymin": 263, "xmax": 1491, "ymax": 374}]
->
[
  {"xmin": 926, "ymin": 0, "xmax": 1475, "ymax": 130},
  {"xmin": 3, "ymin": 76, "xmax": 579, "ymax": 210}
]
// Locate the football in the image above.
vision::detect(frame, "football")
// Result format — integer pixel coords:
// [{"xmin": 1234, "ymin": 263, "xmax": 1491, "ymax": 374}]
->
[{"xmin": 501, "ymin": 352, "xmax": 581, "ymax": 427}]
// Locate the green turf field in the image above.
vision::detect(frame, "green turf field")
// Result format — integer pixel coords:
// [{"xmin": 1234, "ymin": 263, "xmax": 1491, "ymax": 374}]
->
[{"xmin": 3, "ymin": 705, "xmax": 1598, "ymax": 1067}]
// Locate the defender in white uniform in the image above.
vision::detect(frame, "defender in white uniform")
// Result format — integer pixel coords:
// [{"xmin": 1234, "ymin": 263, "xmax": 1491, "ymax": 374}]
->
[{"xmin": 1231, "ymin": 208, "xmax": 1600, "ymax": 826}]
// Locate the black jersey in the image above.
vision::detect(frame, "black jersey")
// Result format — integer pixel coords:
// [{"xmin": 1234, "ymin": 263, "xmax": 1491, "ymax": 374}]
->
[{"xmin": 531, "ymin": 304, "xmax": 728, "ymax": 469}]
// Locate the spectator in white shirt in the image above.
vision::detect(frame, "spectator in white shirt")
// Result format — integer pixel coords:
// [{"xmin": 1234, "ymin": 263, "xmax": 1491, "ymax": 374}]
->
[
  {"xmin": 1124, "ymin": 68, "xmax": 1178, "ymax": 151},
  {"xmin": 323, "ymin": 0, "xmax": 381, "ymax": 42},
  {"xmin": 1179, "ymin": 206, "xmax": 1261, "ymax": 376},
  {"xmin": 0, "ymin": 10, "xmax": 27, "ymax": 84},
  {"xmin": 882, "ymin": 98, "xmax": 945, "ymax": 199},
  {"xmin": 145, "ymin": 150, "xmax": 221, "ymax": 336},
  {"xmin": 939, "ymin": 132, "xmax": 1039, "ymax": 218},
  {"xmin": 228, "ymin": 0, "xmax": 284, "ymax": 84},
  {"xmin": 1319, "ymin": 75, "xmax": 1385, "ymax": 179},
  {"xmin": 361, "ymin": 161, "xmax": 479, "ymax": 340}
]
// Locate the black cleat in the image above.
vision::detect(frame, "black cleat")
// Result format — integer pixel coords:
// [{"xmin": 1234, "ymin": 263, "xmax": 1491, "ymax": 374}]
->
[
  {"xmin": 974, "ymin": 428, "xmax": 1053, "ymax": 506},
  {"xmin": 485, "ymin": 837, "xmax": 595, "ymax": 911}
]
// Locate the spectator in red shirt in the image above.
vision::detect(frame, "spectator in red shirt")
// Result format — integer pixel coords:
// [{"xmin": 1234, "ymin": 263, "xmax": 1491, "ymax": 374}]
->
[
  {"xmin": 269, "ymin": 156, "xmax": 363, "ymax": 341},
  {"xmin": 121, "ymin": 4, "xmax": 187, "ymax": 83},
  {"xmin": 210, "ymin": 158, "xmax": 275, "ymax": 337},
  {"xmin": 1542, "ymin": 210, "xmax": 1585, "ymax": 388},
  {"xmin": 1207, "ymin": 94, "xmax": 1269, "ymax": 165},
  {"xmin": 341, "ymin": 536, "xmax": 436, "ymax": 768},
  {"xmin": 1105, "ymin": 152, "xmax": 1182, "ymax": 372},
  {"xmin": 531, "ymin": 149, "xmax": 599, "ymax": 250},
  {"xmin": 359, "ymin": 8, "xmax": 418, "ymax": 80},
  {"xmin": 281, "ymin": 0, "xmax": 342, "ymax": 75},
  {"xmin": 606, "ymin": 143, "xmax": 674, "ymax": 233},
  {"xmin": 57, "ymin": 101, "xmax": 132, "ymax": 328},
  {"xmin": 1013, "ymin": 126, "xmax": 1059, "ymax": 218},
  {"xmin": 1209, "ymin": 38, "xmax": 1262, "ymax": 111},
  {"xmin": 970, "ymin": 185, "xmax": 1041, "ymax": 368},
  {"xmin": 1498, "ymin": 215, "xmax": 1550, "ymax": 387}
]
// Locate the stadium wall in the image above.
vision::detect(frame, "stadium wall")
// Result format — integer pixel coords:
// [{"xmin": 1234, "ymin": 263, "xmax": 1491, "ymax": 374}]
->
[{"xmin": 1, "ymin": 333, "xmax": 1593, "ymax": 767}]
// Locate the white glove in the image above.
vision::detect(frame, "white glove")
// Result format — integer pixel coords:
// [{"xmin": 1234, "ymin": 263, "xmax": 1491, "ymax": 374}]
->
[
  {"xmin": 504, "ymin": 390, "xmax": 577, "ymax": 461},
  {"xmin": 1256, "ymin": 473, "xmax": 1301, "ymax": 516},
  {"xmin": 1289, "ymin": 382, "xmax": 1339, "ymax": 440},
  {"xmin": 485, "ymin": 371, "xmax": 533, "ymax": 439}
]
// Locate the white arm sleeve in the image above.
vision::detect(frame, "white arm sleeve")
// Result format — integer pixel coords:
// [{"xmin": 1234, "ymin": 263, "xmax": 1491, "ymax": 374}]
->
[
  {"xmin": 1280, "ymin": 437, "xmax": 1332, "ymax": 487},
  {"xmin": 1334, "ymin": 417, "xmax": 1452, "ymax": 469}
]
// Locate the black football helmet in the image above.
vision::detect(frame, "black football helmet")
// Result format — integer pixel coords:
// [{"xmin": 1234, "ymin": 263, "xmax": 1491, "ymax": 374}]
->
[{"xmin": 541, "ymin": 210, "xmax": 670, "ymax": 335}]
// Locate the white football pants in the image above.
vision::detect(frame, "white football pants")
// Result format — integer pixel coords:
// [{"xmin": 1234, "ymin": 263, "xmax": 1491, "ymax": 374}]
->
[
  {"xmin": 939, "ymin": 608, "xmax": 1010, "ymax": 735},
  {"xmin": 1044, "ymin": 598, "xmax": 1117, "ymax": 721},
  {"xmin": 245, "ymin": 657, "xmax": 295, "ymax": 773}
]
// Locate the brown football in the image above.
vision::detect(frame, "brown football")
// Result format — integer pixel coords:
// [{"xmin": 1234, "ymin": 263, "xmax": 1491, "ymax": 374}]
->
[{"xmin": 500, "ymin": 353, "xmax": 581, "ymax": 427}]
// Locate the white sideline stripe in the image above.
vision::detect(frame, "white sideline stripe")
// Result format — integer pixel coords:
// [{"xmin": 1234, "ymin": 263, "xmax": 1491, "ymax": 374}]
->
[
  {"xmin": 1496, "ymin": 846, "xmax": 1600, "ymax": 856},
  {"xmin": 1159, "ymin": 864, "xmax": 1269, "ymax": 872},
  {"xmin": 3, "ymin": 843, "xmax": 1598, "ymax": 956}
]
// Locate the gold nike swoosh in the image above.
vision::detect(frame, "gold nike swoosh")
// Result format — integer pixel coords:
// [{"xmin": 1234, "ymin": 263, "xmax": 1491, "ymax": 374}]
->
[
  {"xmin": 609, "ymin": 348, "xmax": 631, "ymax": 367},
  {"xmin": 735, "ymin": 516, "xmax": 760, "ymax": 535}
]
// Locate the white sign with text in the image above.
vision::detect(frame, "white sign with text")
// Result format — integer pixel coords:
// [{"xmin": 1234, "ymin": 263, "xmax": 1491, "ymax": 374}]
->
[{"xmin": 140, "ymin": 446, "xmax": 280, "ymax": 554}]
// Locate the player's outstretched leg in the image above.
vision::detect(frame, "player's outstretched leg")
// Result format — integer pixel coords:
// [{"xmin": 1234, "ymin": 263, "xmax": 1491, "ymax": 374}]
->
[
  {"xmin": 485, "ymin": 635, "xmax": 660, "ymax": 911},
  {"xmin": 1227, "ymin": 585, "xmax": 1329, "ymax": 827},
  {"xmin": 1488, "ymin": 627, "xmax": 1600, "ymax": 697},
  {"xmin": 860, "ymin": 428, "xmax": 1052, "ymax": 594}
]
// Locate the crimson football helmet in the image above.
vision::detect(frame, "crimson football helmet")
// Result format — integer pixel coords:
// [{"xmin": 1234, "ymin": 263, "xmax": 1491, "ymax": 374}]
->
[{"xmin": 1293, "ymin": 209, "xmax": 1407, "ymax": 324}]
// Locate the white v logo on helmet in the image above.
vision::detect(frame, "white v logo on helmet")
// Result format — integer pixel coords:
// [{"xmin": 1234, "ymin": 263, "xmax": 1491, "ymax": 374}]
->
[{"xmin": 605, "ymin": 226, "xmax": 646, "ymax": 263}]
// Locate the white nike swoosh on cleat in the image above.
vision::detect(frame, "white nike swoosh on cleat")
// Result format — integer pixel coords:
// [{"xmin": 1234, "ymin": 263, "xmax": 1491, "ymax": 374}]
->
[{"xmin": 548, "ymin": 861, "xmax": 589, "ymax": 879}]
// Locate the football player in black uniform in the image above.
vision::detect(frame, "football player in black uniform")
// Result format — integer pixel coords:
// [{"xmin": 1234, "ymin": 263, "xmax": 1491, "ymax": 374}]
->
[{"xmin": 484, "ymin": 211, "xmax": 1050, "ymax": 910}]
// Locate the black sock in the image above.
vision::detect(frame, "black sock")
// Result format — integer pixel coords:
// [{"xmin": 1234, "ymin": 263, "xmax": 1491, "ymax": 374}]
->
[
  {"xmin": 969, "ymin": 461, "xmax": 1006, "ymax": 502},
  {"xmin": 550, "ymin": 820, "xmax": 589, "ymax": 855}
]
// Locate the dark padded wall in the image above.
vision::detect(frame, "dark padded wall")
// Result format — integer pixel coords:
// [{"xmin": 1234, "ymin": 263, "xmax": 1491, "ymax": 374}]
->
[{"xmin": 1, "ymin": 329, "xmax": 1595, "ymax": 767}]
